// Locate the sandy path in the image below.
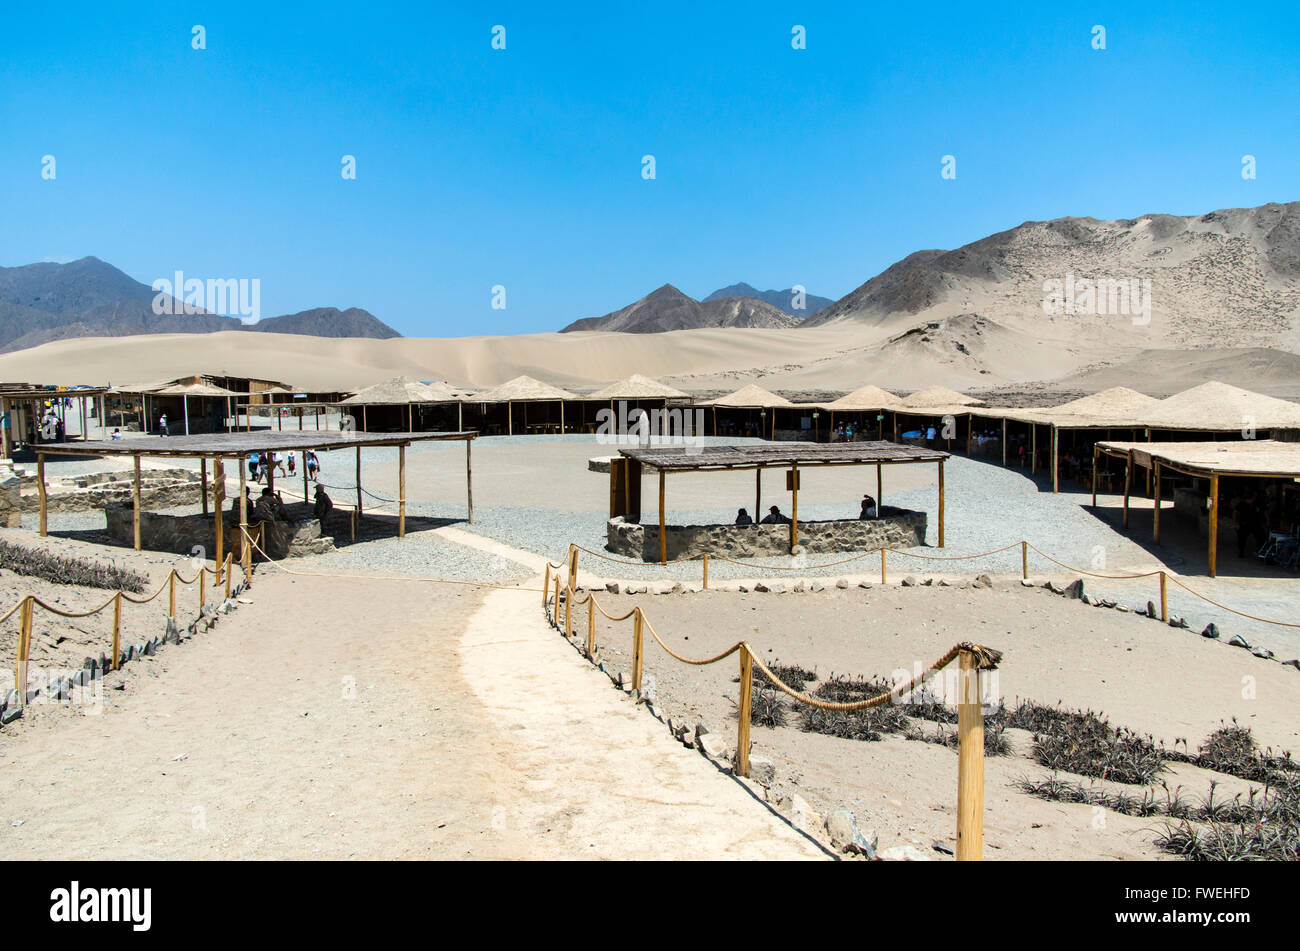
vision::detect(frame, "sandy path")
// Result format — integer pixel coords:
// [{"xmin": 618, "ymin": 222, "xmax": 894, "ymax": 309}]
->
[{"xmin": 0, "ymin": 569, "xmax": 824, "ymax": 860}]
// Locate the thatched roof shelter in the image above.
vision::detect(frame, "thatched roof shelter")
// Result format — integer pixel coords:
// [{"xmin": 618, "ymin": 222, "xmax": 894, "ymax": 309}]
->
[
  {"xmin": 899, "ymin": 386, "xmax": 984, "ymax": 409},
  {"xmin": 585, "ymin": 374, "xmax": 691, "ymax": 401},
  {"xmin": 341, "ymin": 376, "xmax": 464, "ymax": 405},
  {"xmin": 471, "ymin": 375, "xmax": 578, "ymax": 403},
  {"xmin": 708, "ymin": 383, "xmax": 794, "ymax": 408},
  {"xmin": 825, "ymin": 384, "xmax": 902, "ymax": 411},
  {"xmin": 1138, "ymin": 381, "xmax": 1300, "ymax": 431},
  {"xmin": 152, "ymin": 381, "xmax": 240, "ymax": 397}
]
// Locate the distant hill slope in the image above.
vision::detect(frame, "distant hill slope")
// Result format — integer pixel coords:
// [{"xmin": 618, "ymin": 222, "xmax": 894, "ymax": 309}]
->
[
  {"xmin": 561, "ymin": 284, "xmax": 800, "ymax": 333},
  {"xmin": 0, "ymin": 256, "xmax": 401, "ymax": 353},
  {"xmin": 703, "ymin": 282, "xmax": 834, "ymax": 318},
  {"xmin": 801, "ymin": 202, "xmax": 1300, "ymax": 353}
]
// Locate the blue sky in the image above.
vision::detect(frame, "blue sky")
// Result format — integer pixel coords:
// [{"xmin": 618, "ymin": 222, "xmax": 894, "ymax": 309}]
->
[{"xmin": 2, "ymin": 1, "xmax": 1297, "ymax": 335}]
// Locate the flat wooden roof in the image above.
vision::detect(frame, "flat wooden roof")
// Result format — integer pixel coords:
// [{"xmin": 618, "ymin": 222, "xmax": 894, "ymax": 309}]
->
[
  {"xmin": 33, "ymin": 430, "xmax": 476, "ymax": 459},
  {"xmin": 620, "ymin": 440, "xmax": 949, "ymax": 471},
  {"xmin": 0, "ymin": 387, "xmax": 111, "ymax": 400},
  {"xmin": 1095, "ymin": 439, "xmax": 1300, "ymax": 479}
]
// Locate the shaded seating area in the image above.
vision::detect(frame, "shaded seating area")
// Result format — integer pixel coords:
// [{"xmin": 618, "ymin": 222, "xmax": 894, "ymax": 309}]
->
[{"xmin": 610, "ymin": 441, "xmax": 950, "ymax": 563}]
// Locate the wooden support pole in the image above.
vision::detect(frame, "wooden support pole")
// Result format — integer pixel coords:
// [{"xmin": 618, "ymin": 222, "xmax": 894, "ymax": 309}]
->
[
  {"xmin": 37, "ymin": 453, "xmax": 47, "ymax": 537},
  {"xmin": 702, "ymin": 552, "xmax": 709, "ymax": 589},
  {"xmin": 466, "ymin": 439, "xmax": 473, "ymax": 523},
  {"xmin": 1159, "ymin": 571, "xmax": 1168, "ymax": 622},
  {"xmin": 508, "ymin": 401, "xmax": 513, "ymax": 436},
  {"xmin": 736, "ymin": 645, "xmax": 753, "ymax": 777},
  {"xmin": 224, "ymin": 554, "xmax": 232, "ymax": 598},
  {"xmin": 355, "ymin": 446, "xmax": 363, "ymax": 517},
  {"xmin": 542, "ymin": 563, "xmax": 551, "ymax": 608},
  {"xmin": 132, "ymin": 454, "xmax": 141, "ymax": 550},
  {"xmin": 937, "ymin": 458, "xmax": 946, "ymax": 548},
  {"xmin": 199, "ymin": 563, "xmax": 206, "ymax": 608},
  {"xmin": 1001, "ymin": 418, "xmax": 1007, "ymax": 466},
  {"xmin": 1091, "ymin": 445, "xmax": 1098, "ymax": 507},
  {"xmin": 564, "ymin": 582, "xmax": 572, "ymax": 637},
  {"xmin": 112, "ymin": 594, "xmax": 122, "ymax": 670},
  {"xmin": 213, "ymin": 458, "xmax": 225, "ymax": 584},
  {"xmin": 755, "ymin": 467, "xmax": 761, "ymax": 519},
  {"xmin": 790, "ymin": 463, "xmax": 799, "ymax": 552},
  {"xmin": 1153, "ymin": 460, "xmax": 1162, "ymax": 543},
  {"xmin": 632, "ymin": 608, "xmax": 644, "ymax": 692},
  {"xmin": 15, "ymin": 597, "xmax": 32, "ymax": 704},
  {"xmin": 554, "ymin": 574, "xmax": 561, "ymax": 625},
  {"xmin": 1208, "ymin": 473, "xmax": 1219, "ymax": 578},
  {"xmin": 201, "ymin": 458, "xmax": 209, "ymax": 515},
  {"xmin": 1051, "ymin": 425, "xmax": 1059, "ymax": 493},
  {"xmin": 169, "ymin": 571, "xmax": 176, "ymax": 617},
  {"xmin": 568, "ymin": 546, "xmax": 578, "ymax": 593},
  {"xmin": 956, "ymin": 649, "xmax": 985, "ymax": 861},
  {"xmin": 876, "ymin": 463, "xmax": 883, "ymax": 510},
  {"xmin": 1031, "ymin": 424, "xmax": 1037, "ymax": 474},
  {"xmin": 658, "ymin": 468, "xmax": 667, "ymax": 565},
  {"xmin": 239, "ymin": 457, "xmax": 250, "ymax": 575},
  {"xmin": 1021, "ymin": 540, "xmax": 1028, "ymax": 581},
  {"xmin": 880, "ymin": 547, "xmax": 887, "ymax": 584},
  {"xmin": 398, "ymin": 444, "xmax": 406, "ymax": 538},
  {"xmin": 586, "ymin": 597, "xmax": 596, "ymax": 658}
]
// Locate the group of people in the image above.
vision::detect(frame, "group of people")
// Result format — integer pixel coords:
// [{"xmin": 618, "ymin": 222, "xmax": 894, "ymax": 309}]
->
[
  {"xmin": 232, "ymin": 483, "xmax": 334, "ymax": 526},
  {"xmin": 248, "ymin": 450, "xmax": 319, "ymax": 484},
  {"xmin": 733, "ymin": 494, "xmax": 878, "ymax": 525},
  {"xmin": 830, "ymin": 421, "xmax": 861, "ymax": 442}
]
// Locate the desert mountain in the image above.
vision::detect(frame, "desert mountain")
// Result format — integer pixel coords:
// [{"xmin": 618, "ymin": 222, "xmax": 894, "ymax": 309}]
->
[
  {"xmin": 0, "ymin": 256, "xmax": 401, "ymax": 353},
  {"xmin": 803, "ymin": 202, "xmax": 1300, "ymax": 353},
  {"xmin": 703, "ymin": 282, "xmax": 834, "ymax": 318},
  {"xmin": 561, "ymin": 284, "xmax": 800, "ymax": 333}
]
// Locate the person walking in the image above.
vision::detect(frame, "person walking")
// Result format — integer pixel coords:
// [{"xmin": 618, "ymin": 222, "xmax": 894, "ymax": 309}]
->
[
  {"xmin": 159, "ymin": 413, "xmax": 169, "ymax": 437},
  {"xmin": 287, "ymin": 452, "xmax": 296, "ymax": 477},
  {"xmin": 305, "ymin": 450, "xmax": 320, "ymax": 482}
]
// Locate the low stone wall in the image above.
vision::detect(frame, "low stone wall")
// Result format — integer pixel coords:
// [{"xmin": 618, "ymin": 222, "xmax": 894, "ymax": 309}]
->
[
  {"xmin": 0, "ymin": 465, "xmax": 21, "ymax": 528},
  {"xmin": 607, "ymin": 506, "xmax": 928, "ymax": 561},
  {"xmin": 105, "ymin": 502, "xmax": 335, "ymax": 559}
]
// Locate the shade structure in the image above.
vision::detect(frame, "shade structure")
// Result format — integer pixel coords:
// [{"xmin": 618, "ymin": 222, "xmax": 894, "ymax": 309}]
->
[
  {"xmin": 900, "ymin": 386, "xmax": 984, "ymax": 409},
  {"xmin": 150, "ymin": 381, "xmax": 240, "ymax": 397},
  {"xmin": 825, "ymin": 384, "xmax": 902, "ymax": 411},
  {"xmin": 470, "ymin": 375, "xmax": 579, "ymax": 402},
  {"xmin": 340, "ymin": 376, "xmax": 467, "ymax": 405},
  {"xmin": 707, "ymin": 383, "xmax": 794, "ymax": 408},
  {"xmin": 1138, "ymin": 381, "xmax": 1300, "ymax": 432},
  {"xmin": 585, "ymin": 374, "xmax": 691, "ymax": 401}
]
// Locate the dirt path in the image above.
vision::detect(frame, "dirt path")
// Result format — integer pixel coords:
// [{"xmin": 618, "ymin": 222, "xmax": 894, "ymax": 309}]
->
[{"xmin": 0, "ymin": 569, "xmax": 825, "ymax": 860}]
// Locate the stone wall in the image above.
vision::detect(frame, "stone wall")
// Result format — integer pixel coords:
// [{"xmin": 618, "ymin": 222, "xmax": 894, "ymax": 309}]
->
[
  {"xmin": 105, "ymin": 502, "xmax": 335, "ymax": 559},
  {"xmin": 607, "ymin": 506, "xmax": 928, "ymax": 561},
  {"xmin": 0, "ymin": 465, "xmax": 21, "ymax": 528}
]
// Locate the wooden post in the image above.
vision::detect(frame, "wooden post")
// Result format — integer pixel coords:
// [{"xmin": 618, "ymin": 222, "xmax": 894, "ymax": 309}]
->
[
  {"xmin": 632, "ymin": 608, "xmax": 644, "ymax": 692},
  {"xmin": 1123, "ymin": 451, "xmax": 1133, "ymax": 528},
  {"xmin": 880, "ymin": 547, "xmax": 887, "ymax": 584},
  {"xmin": 956, "ymin": 649, "xmax": 984, "ymax": 861},
  {"xmin": 554, "ymin": 574, "xmax": 561, "ymax": 625},
  {"xmin": 112, "ymin": 593, "xmax": 122, "ymax": 670},
  {"xmin": 466, "ymin": 439, "xmax": 473, "ymax": 524},
  {"xmin": 398, "ymin": 444, "xmax": 406, "ymax": 538},
  {"xmin": 169, "ymin": 571, "xmax": 176, "ymax": 617},
  {"xmin": 239, "ymin": 456, "xmax": 250, "ymax": 575},
  {"xmin": 508, "ymin": 400, "xmax": 513, "ymax": 436},
  {"xmin": 201, "ymin": 458, "xmax": 209, "ymax": 515},
  {"xmin": 14, "ymin": 597, "xmax": 32, "ymax": 705},
  {"xmin": 355, "ymin": 446, "xmax": 363, "ymax": 517},
  {"xmin": 199, "ymin": 563, "xmax": 206, "ymax": 608},
  {"xmin": 132, "ymin": 454, "xmax": 141, "ymax": 550},
  {"xmin": 1091, "ymin": 445, "xmax": 1098, "ymax": 507},
  {"xmin": 1208, "ymin": 474, "xmax": 1219, "ymax": 578},
  {"xmin": 876, "ymin": 463, "xmax": 882, "ymax": 510},
  {"xmin": 790, "ymin": 463, "xmax": 799, "ymax": 552},
  {"xmin": 755, "ymin": 467, "xmax": 761, "ymax": 519},
  {"xmin": 224, "ymin": 553, "xmax": 232, "ymax": 597},
  {"xmin": 1051, "ymin": 425, "xmax": 1059, "ymax": 493},
  {"xmin": 1031, "ymin": 424, "xmax": 1037, "ymax": 474},
  {"xmin": 586, "ymin": 597, "xmax": 596, "ymax": 658},
  {"xmin": 213, "ymin": 458, "xmax": 225, "ymax": 584},
  {"xmin": 542, "ymin": 563, "xmax": 551, "ymax": 608},
  {"xmin": 362, "ymin": 405, "xmax": 368, "ymax": 432},
  {"xmin": 736, "ymin": 645, "xmax": 753, "ymax": 778},
  {"xmin": 1021, "ymin": 540, "xmax": 1028, "ymax": 581},
  {"xmin": 37, "ymin": 453, "xmax": 47, "ymax": 537},
  {"xmin": 1159, "ymin": 571, "xmax": 1168, "ymax": 622},
  {"xmin": 937, "ymin": 458, "xmax": 946, "ymax": 548},
  {"xmin": 302, "ymin": 450, "xmax": 309, "ymax": 507},
  {"xmin": 658, "ymin": 468, "xmax": 667, "ymax": 564},
  {"xmin": 1153, "ymin": 460, "xmax": 1162, "ymax": 543},
  {"xmin": 1001, "ymin": 418, "xmax": 1007, "ymax": 466},
  {"xmin": 564, "ymin": 581, "xmax": 572, "ymax": 637},
  {"xmin": 702, "ymin": 552, "xmax": 709, "ymax": 589},
  {"xmin": 568, "ymin": 545, "xmax": 578, "ymax": 592}
]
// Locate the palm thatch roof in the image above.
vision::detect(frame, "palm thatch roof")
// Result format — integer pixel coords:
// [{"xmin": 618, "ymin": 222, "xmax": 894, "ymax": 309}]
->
[
  {"xmin": 1140, "ymin": 381, "xmax": 1300, "ymax": 431},
  {"xmin": 471, "ymin": 375, "xmax": 579, "ymax": 402},
  {"xmin": 707, "ymin": 384, "xmax": 794, "ymax": 408},
  {"xmin": 900, "ymin": 386, "xmax": 983, "ymax": 409},
  {"xmin": 585, "ymin": 374, "xmax": 691, "ymax": 400},
  {"xmin": 151, "ymin": 381, "xmax": 240, "ymax": 397},
  {"xmin": 340, "ymin": 376, "xmax": 466, "ymax": 405},
  {"xmin": 825, "ymin": 384, "xmax": 902, "ymax": 411},
  {"xmin": 976, "ymin": 386, "xmax": 1162, "ymax": 428}
]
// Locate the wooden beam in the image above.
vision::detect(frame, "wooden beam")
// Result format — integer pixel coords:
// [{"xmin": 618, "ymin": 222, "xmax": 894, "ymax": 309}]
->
[
  {"xmin": 466, "ymin": 438, "xmax": 473, "ymax": 523},
  {"xmin": 355, "ymin": 446, "xmax": 363, "ymax": 517},
  {"xmin": 213, "ymin": 458, "xmax": 225, "ymax": 582},
  {"xmin": 658, "ymin": 468, "xmax": 667, "ymax": 564},
  {"xmin": 1153, "ymin": 460, "xmax": 1162, "ymax": 543},
  {"xmin": 1051, "ymin": 425, "xmax": 1059, "ymax": 493},
  {"xmin": 1123, "ymin": 450, "xmax": 1133, "ymax": 528},
  {"xmin": 1208, "ymin": 473, "xmax": 1219, "ymax": 578},
  {"xmin": 937, "ymin": 458, "xmax": 945, "ymax": 547},
  {"xmin": 201, "ymin": 458, "xmax": 209, "ymax": 516},
  {"xmin": 132, "ymin": 454, "xmax": 141, "ymax": 551},
  {"xmin": 398, "ymin": 444, "xmax": 406, "ymax": 538},
  {"xmin": 239, "ymin": 456, "xmax": 249, "ymax": 574},
  {"xmin": 790, "ymin": 463, "xmax": 799, "ymax": 552}
]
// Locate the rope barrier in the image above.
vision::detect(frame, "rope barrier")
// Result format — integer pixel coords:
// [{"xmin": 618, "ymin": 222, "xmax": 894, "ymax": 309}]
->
[{"xmin": 1164, "ymin": 574, "xmax": 1300, "ymax": 628}]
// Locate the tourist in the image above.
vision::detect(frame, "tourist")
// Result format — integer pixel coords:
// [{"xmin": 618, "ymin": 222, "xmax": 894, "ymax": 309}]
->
[
  {"xmin": 253, "ymin": 487, "xmax": 287, "ymax": 523},
  {"xmin": 287, "ymin": 452, "xmax": 296, "ymax": 476},
  {"xmin": 926, "ymin": 424, "xmax": 937, "ymax": 447},
  {"xmin": 159, "ymin": 413, "xmax": 169, "ymax": 437},
  {"xmin": 735, "ymin": 508, "xmax": 752, "ymax": 526},
  {"xmin": 860, "ymin": 494, "xmax": 877, "ymax": 519},
  {"xmin": 313, "ymin": 484, "xmax": 333, "ymax": 522},
  {"xmin": 248, "ymin": 453, "xmax": 261, "ymax": 483},
  {"xmin": 760, "ymin": 505, "xmax": 790, "ymax": 524},
  {"xmin": 305, "ymin": 450, "xmax": 320, "ymax": 482},
  {"xmin": 272, "ymin": 452, "xmax": 286, "ymax": 477},
  {"xmin": 110, "ymin": 428, "xmax": 122, "ymax": 440}
]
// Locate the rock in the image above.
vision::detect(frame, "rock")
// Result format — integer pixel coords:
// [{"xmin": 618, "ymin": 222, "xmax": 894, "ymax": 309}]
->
[
  {"xmin": 901, "ymin": 575, "xmax": 918, "ymax": 587},
  {"xmin": 878, "ymin": 844, "xmax": 931, "ymax": 861},
  {"xmin": 142, "ymin": 640, "xmax": 157, "ymax": 656},
  {"xmin": 745, "ymin": 755, "xmax": 775, "ymax": 785},
  {"xmin": 809, "ymin": 582, "xmax": 825, "ymax": 592},
  {"xmin": 1169, "ymin": 616, "xmax": 1188, "ymax": 629},
  {"xmin": 1, "ymin": 706, "xmax": 21, "ymax": 725},
  {"xmin": 972, "ymin": 574, "xmax": 994, "ymax": 589},
  {"xmin": 835, "ymin": 578, "xmax": 849, "ymax": 589},
  {"xmin": 2, "ymin": 689, "xmax": 18, "ymax": 710},
  {"xmin": 99, "ymin": 652, "xmax": 109, "ymax": 669},
  {"xmin": 694, "ymin": 720, "xmax": 710, "ymax": 739},
  {"xmin": 1101, "ymin": 598, "xmax": 1117, "ymax": 608},
  {"xmin": 937, "ymin": 578, "xmax": 951, "ymax": 586},
  {"xmin": 921, "ymin": 577, "xmax": 934, "ymax": 586},
  {"xmin": 1201, "ymin": 623, "xmax": 1220, "ymax": 639},
  {"xmin": 1281, "ymin": 659, "xmax": 1299, "ymax": 670},
  {"xmin": 1146, "ymin": 601, "xmax": 1158, "ymax": 618},
  {"xmin": 736, "ymin": 584, "xmax": 749, "ymax": 593},
  {"xmin": 1046, "ymin": 581, "xmax": 1064, "ymax": 595},
  {"xmin": 784, "ymin": 794, "xmax": 821, "ymax": 834},
  {"xmin": 1063, "ymin": 579, "xmax": 1085, "ymax": 600},
  {"xmin": 670, "ymin": 582, "xmax": 683, "ymax": 594},
  {"xmin": 1115, "ymin": 604, "xmax": 1130, "ymax": 613},
  {"xmin": 791, "ymin": 581, "xmax": 805, "ymax": 593},
  {"xmin": 857, "ymin": 581, "xmax": 873, "ymax": 589},
  {"xmin": 605, "ymin": 581, "xmax": 620, "ymax": 594},
  {"xmin": 754, "ymin": 583, "xmax": 771, "ymax": 593},
  {"xmin": 1251, "ymin": 648, "xmax": 1275, "ymax": 660},
  {"xmin": 1020, "ymin": 578, "xmax": 1035, "ymax": 587},
  {"xmin": 697, "ymin": 733, "xmax": 728, "ymax": 759},
  {"xmin": 825, "ymin": 809, "xmax": 877, "ymax": 857},
  {"xmin": 1228, "ymin": 635, "xmax": 1252, "ymax": 649},
  {"xmin": 932, "ymin": 841, "xmax": 955, "ymax": 855}
]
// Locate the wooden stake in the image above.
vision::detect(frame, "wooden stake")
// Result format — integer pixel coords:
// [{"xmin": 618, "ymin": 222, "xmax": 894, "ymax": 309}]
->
[
  {"xmin": 37, "ymin": 453, "xmax": 47, "ymax": 537},
  {"xmin": 658, "ymin": 468, "xmax": 667, "ymax": 564},
  {"xmin": 1021, "ymin": 540, "xmax": 1028, "ymax": 581},
  {"xmin": 736, "ymin": 645, "xmax": 753, "ymax": 778},
  {"xmin": 880, "ymin": 547, "xmax": 887, "ymax": 584},
  {"xmin": 937, "ymin": 458, "xmax": 946, "ymax": 548},
  {"xmin": 587, "ymin": 597, "xmax": 596, "ymax": 658},
  {"xmin": 398, "ymin": 444, "xmax": 406, "ymax": 538},
  {"xmin": 112, "ymin": 594, "xmax": 122, "ymax": 670},
  {"xmin": 564, "ymin": 582, "xmax": 572, "ymax": 637},
  {"xmin": 1051, "ymin": 425, "xmax": 1059, "ymax": 494},
  {"xmin": 466, "ymin": 439, "xmax": 473, "ymax": 524},
  {"xmin": 956, "ymin": 650, "xmax": 984, "ymax": 861},
  {"xmin": 568, "ymin": 545, "xmax": 578, "ymax": 593},
  {"xmin": 200, "ymin": 458, "xmax": 209, "ymax": 515},
  {"xmin": 702, "ymin": 552, "xmax": 709, "ymax": 589},
  {"xmin": 213, "ymin": 458, "xmax": 225, "ymax": 584},
  {"xmin": 15, "ymin": 597, "xmax": 32, "ymax": 704},
  {"xmin": 169, "ymin": 571, "xmax": 176, "ymax": 617},
  {"xmin": 224, "ymin": 553, "xmax": 232, "ymax": 598},
  {"xmin": 239, "ymin": 457, "xmax": 250, "ymax": 575},
  {"xmin": 355, "ymin": 446, "xmax": 363, "ymax": 518},
  {"xmin": 132, "ymin": 454, "xmax": 141, "ymax": 550},
  {"xmin": 790, "ymin": 463, "xmax": 799, "ymax": 552},
  {"xmin": 1208, "ymin": 474, "xmax": 1219, "ymax": 578},
  {"xmin": 542, "ymin": 563, "xmax": 551, "ymax": 608},
  {"xmin": 876, "ymin": 463, "xmax": 882, "ymax": 510},
  {"xmin": 632, "ymin": 608, "xmax": 644, "ymax": 693},
  {"xmin": 1159, "ymin": 571, "xmax": 1168, "ymax": 622}
]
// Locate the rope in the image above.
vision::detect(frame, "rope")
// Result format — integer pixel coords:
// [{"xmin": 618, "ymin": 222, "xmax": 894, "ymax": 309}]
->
[
  {"xmin": 1023, "ymin": 543, "xmax": 1162, "ymax": 579},
  {"xmin": 885, "ymin": 542, "xmax": 1022, "ymax": 562},
  {"xmin": 709, "ymin": 550, "xmax": 873, "ymax": 570},
  {"xmin": 639, "ymin": 614, "xmax": 743, "ymax": 666},
  {"xmin": 570, "ymin": 544, "xmax": 702, "ymax": 566},
  {"xmin": 1164, "ymin": 574, "xmax": 1300, "ymax": 628}
]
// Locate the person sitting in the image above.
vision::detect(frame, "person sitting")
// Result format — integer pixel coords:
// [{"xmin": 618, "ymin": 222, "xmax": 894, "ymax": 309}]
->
[
  {"xmin": 251, "ymin": 487, "xmax": 287, "ymax": 524},
  {"xmin": 859, "ymin": 494, "xmax": 877, "ymax": 519},
  {"xmin": 735, "ymin": 507, "xmax": 752, "ymax": 526},
  {"xmin": 759, "ymin": 505, "xmax": 790, "ymax": 524},
  {"xmin": 313, "ymin": 484, "xmax": 333, "ymax": 523},
  {"xmin": 110, "ymin": 428, "xmax": 122, "ymax": 440},
  {"xmin": 232, "ymin": 487, "xmax": 253, "ymax": 516}
]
